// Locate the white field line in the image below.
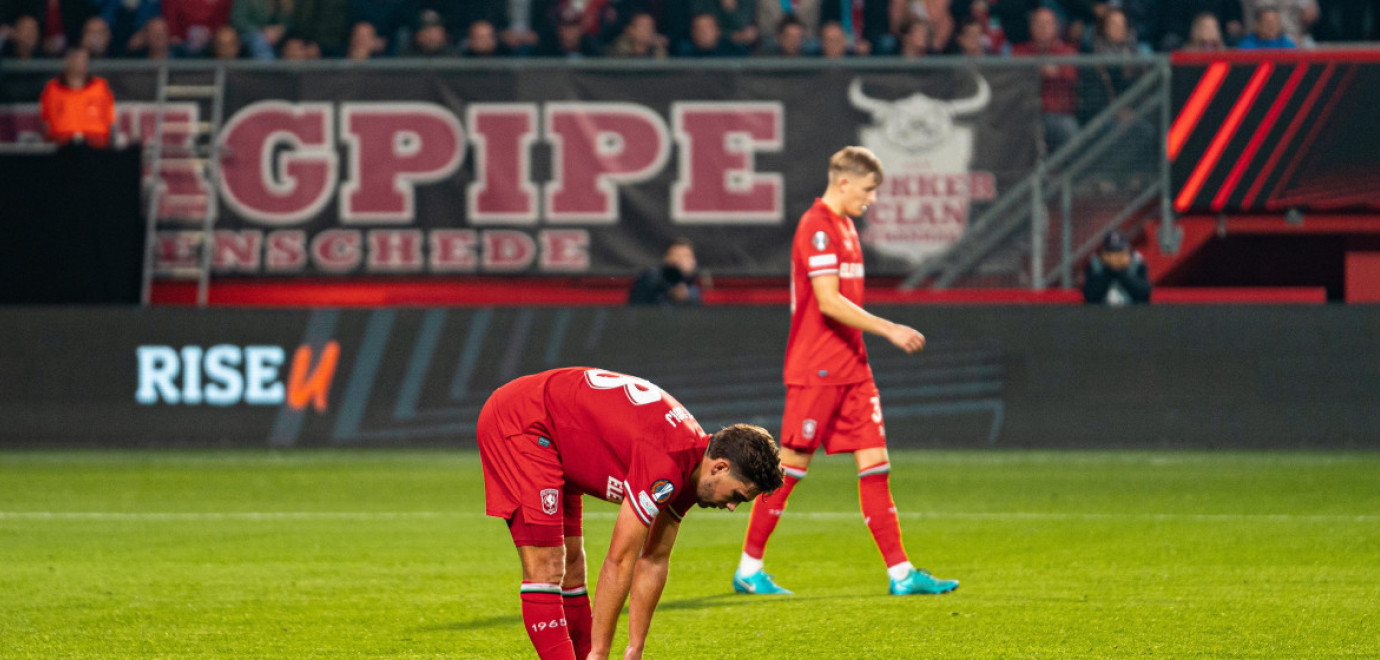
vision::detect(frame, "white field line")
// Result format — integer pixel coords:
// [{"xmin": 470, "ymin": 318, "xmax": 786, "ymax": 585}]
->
[{"xmin": 0, "ymin": 511, "xmax": 1376, "ymax": 523}]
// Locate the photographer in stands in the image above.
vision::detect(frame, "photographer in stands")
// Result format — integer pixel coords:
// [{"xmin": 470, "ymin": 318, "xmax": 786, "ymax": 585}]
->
[
  {"xmin": 1083, "ymin": 230, "xmax": 1151, "ymax": 306},
  {"xmin": 629, "ymin": 237, "xmax": 704, "ymax": 306}
]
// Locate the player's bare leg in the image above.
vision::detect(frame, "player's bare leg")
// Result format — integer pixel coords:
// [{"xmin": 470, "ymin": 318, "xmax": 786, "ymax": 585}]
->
[
  {"xmin": 560, "ymin": 536, "xmax": 593, "ymax": 659},
  {"xmin": 517, "ymin": 545, "xmax": 578, "ymax": 660},
  {"xmin": 851, "ymin": 447, "xmax": 958, "ymax": 595},
  {"xmin": 735, "ymin": 447, "xmax": 813, "ymax": 595}
]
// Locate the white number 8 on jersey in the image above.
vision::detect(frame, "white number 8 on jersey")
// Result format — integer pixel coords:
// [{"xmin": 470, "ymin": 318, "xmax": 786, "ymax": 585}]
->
[{"xmin": 583, "ymin": 369, "xmax": 665, "ymax": 406}]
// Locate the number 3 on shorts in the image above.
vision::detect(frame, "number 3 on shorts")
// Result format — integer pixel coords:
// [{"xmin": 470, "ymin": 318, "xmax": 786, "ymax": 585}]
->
[
  {"xmin": 584, "ymin": 369, "xmax": 664, "ymax": 406},
  {"xmin": 869, "ymin": 396, "xmax": 883, "ymax": 423}
]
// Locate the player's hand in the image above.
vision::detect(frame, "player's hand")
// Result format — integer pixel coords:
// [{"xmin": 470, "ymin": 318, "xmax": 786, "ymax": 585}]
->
[{"xmin": 886, "ymin": 323, "xmax": 926, "ymax": 354}]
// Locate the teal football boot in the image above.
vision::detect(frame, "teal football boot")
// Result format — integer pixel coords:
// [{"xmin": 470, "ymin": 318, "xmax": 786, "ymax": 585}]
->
[
  {"xmin": 733, "ymin": 570, "xmax": 794, "ymax": 595},
  {"xmin": 889, "ymin": 568, "xmax": 959, "ymax": 595}
]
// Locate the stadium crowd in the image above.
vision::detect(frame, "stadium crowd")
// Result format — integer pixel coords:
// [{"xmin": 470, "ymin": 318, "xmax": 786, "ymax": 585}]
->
[{"xmin": 0, "ymin": 1, "xmax": 1372, "ymax": 63}]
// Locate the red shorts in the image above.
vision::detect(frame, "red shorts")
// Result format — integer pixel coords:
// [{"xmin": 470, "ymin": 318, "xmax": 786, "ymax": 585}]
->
[
  {"xmin": 477, "ymin": 386, "xmax": 583, "ymax": 547},
  {"xmin": 507, "ymin": 492, "xmax": 583, "ymax": 547},
  {"xmin": 779, "ymin": 380, "xmax": 886, "ymax": 455}
]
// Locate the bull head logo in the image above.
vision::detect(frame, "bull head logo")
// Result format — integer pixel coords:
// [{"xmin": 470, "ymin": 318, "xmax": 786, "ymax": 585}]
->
[{"xmin": 848, "ymin": 74, "xmax": 991, "ymax": 152}]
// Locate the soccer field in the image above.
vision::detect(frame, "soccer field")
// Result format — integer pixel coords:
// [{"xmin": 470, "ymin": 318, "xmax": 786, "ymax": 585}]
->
[{"xmin": 1, "ymin": 450, "xmax": 1376, "ymax": 658}]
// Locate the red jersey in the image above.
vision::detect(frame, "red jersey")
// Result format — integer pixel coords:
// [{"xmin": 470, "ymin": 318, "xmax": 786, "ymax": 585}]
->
[
  {"xmin": 490, "ymin": 367, "xmax": 709, "ymax": 527},
  {"xmin": 784, "ymin": 199, "xmax": 874, "ymax": 387}
]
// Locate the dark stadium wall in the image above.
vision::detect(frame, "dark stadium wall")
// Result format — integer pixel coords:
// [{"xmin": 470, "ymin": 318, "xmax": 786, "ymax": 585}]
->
[
  {"xmin": 0, "ymin": 148, "xmax": 144, "ymax": 304},
  {"xmin": 1, "ymin": 306, "xmax": 1377, "ymax": 450}
]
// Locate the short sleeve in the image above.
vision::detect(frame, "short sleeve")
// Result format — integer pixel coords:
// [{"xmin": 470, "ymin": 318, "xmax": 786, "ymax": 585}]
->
[
  {"xmin": 799, "ymin": 217, "xmax": 841, "ymax": 278},
  {"xmin": 623, "ymin": 444, "xmax": 687, "ymax": 528}
]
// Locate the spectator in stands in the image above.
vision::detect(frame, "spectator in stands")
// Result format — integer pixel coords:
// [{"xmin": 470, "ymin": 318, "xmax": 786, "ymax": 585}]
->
[
  {"xmin": 893, "ymin": 0, "xmax": 954, "ymax": 53},
  {"xmin": 279, "ymin": 32, "xmax": 319, "ymax": 59},
  {"xmin": 232, "ymin": 0, "xmax": 292, "ymax": 60},
  {"xmin": 757, "ymin": 0, "xmax": 819, "ymax": 54},
  {"xmin": 210, "ymin": 23, "xmax": 243, "ymax": 58},
  {"xmin": 1, "ymin": 13, "xmax": 40, "ymax": 59},
  {"xmin": 1182, "ymin": 12, "xmax": 1226, "ymax": 51},
  {"xmin": 292, "ymin": 0, "xmax": 348, "ymax": 56},
  {"xmin": 1084, "ymin": 8, "xmax": 1155, "ymax": 187},
  {"xmin": 691, "ymin": 0, "xmax": 759, "ymax": 53},
  {"xmin": 349, "ymin": 0, "xmax": 409, "ymax": 55},
  {"xmin": 164, "ymin": 0, "xmax": 232, "ymax": 56},
  {"xmin": 1073, "ymin": 0, "xmax": 1154, "ymax": 52},
  {"xmin": 404, "ymin": 9, "xmax": 455, "ymax": 57},
  {"xmin": 1238, "ymin": 6, "xmax": 1298, "ymax": 48},
  {"xmin": 90, "ymin": 0, "xmax": 156, "ymax": 57},
  {"xmin": 764, "ymin": 14, "xmax": 806, "ymax": 56},
  {"xmin": 1089, "ymin": 7, "xmax": 1139, "ymax": 55},
  {"xmin": 498, "ymin": 0, "xmax": 540, "ymax": 56},
  {"xmin": 1158, "ymin": 0, "xmax": 1242, "ymax": 50},
  {"xmin": 535, "ymin": 7, "xmax": 601, "ymax": 57},
  {"xmin": 344, "ymin": 20, "xmax": 383, "ymax": 60},
  {"xmin": 897, "ymin": 16, "xmax": 931, "ymax": 56},
  {"xmin": 78, "ymin": 15, "xmax": 111, "ymax": 57},
  {"xmin": 0, "ymin": 0, "xmax": 40, "ymax": 27},
  {"xmin": 629, "ymin": 238, "xmax": 703, "ymax": 307},
  {"xmin": 531, "ymin": 0, "xmax": 626, "ymax": 53},
  {"xmin": 462, "ymin": 19, "xmax": 508, "ymax": 56},
  {"xmin": 1012, "ymin": 8, "xmax": 1078, "ymax": 157},
  {"xmin": 1242, "ymin": 0, "xmax": 1316, "ymax": 46},
  {"xmin": 819, "ymin": 19, "xmax": 853, "ymax": 57},
  {"xmin": 608, "ymin": 11, "xmax": 667, "ymax": 58},
  {"xmin": 950, "ymin": 16, "xmax": 988, "ymax": 55},
  {"xmin": 40, "ymin": 47, "xmax": 115, "ymax": 148},
  {"xmin": 128, "ymin": 15, "xmax": 176, "ymax": 59},
  {"xmin": 820, "ymin": 0, "xmax": 882, "ymax": 54},
  {"xmin": 30, "ymin": 0, "xmax": 95, "ymax": 56},
  {"xmin": 1083, "ymin": 230, "xmax": 1150, "ymax": 305},
  {"xmin": 679, "ymin": 11, "xmax": 742, "ymax": 56},
  {"xmin": 952, "ymin": 0, "xmax": 1003, "ymax": 53}
]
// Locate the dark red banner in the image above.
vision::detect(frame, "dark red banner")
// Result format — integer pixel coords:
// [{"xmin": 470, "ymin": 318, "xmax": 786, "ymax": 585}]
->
[{"xmin": 0, "ymin": 64, "xmax": 1038, "ymax": 278}]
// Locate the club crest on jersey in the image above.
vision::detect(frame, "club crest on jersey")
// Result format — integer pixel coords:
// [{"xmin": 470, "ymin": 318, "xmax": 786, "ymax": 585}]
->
[
  {"xmin": 650, "ymin": 479, "xmax": 675, "ymax": 504},
  {"xmin": 540, "ymin": 488, "xmax": 559, "ymax": 516},
  {"xmin": 811, "ymin": 231, "xmax": 830, "ymax": 251},
  {"xmin": 802, "ymin": 418, "xmax": 818, "ymax": 440}
]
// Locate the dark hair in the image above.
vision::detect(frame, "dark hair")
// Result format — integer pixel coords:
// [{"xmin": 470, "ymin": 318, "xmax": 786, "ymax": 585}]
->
[
  {"xmin": 664, "ymin": 236, "xmax": 693, "ymax": 253},
  {"xmin": 901, "ymin": 16, "xmax": 932, "ymax": 37},
  {"xmin": 708, "ymin": 424, "xmax": 784, "ymax": 494},
  {"xmin": 777, "ymin": 15, "xmax": 803, "ymax": 35},
  {"xmin": 1095, "ymin": 7, "xmax": 1127, "ymax": 39}
]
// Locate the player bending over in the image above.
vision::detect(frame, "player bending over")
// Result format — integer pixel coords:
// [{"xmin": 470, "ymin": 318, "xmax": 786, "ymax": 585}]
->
[
  {"xmin": 479, "ymin": 367, "xmax": 785, "ymax": 660},
  {"xmin": 732, "ymin": 146, "xmax": 959, "ymax": 597}
]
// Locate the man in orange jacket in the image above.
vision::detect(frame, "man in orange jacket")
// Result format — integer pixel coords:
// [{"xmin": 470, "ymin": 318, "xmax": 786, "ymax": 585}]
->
[{"xmin": 39, "ymin": 47, "xmax": 116, "ymax": 148}]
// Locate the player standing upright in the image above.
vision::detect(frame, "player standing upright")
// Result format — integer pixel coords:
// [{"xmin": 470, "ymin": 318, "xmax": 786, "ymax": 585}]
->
[
  {"xmin": 478, "ymin": 367, "xmax": 784, "ymax": 659},
  {"xmin": 731, "ymin": 147, "xmax": 959, "ymax": 597}
]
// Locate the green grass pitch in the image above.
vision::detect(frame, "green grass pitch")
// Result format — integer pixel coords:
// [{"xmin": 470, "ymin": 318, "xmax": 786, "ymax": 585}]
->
[{"xmin": 1, "ymin": 450, "xmax": 1377, "ymax": 658}]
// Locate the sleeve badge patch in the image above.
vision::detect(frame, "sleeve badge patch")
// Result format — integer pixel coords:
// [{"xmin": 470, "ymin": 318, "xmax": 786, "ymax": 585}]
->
[
  {"xmin": 811, "ymin": 230, "xmax": 830, "ymax": 251},
  {"xmin": 650, "ymin": 479, "xmax": 675, "ymax": 504}
]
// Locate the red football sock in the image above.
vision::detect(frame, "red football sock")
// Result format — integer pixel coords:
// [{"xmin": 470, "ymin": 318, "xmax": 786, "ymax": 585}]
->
[
  {"xmin": 562, "ymin": 585, "xmax": 592, "ymax": 659},
  {"xmin": 858, "ymin": 462, "xmax": 909, "ymax": 568},
  {"xmin": 743, "ymin": 466, "xmax": 805, "ymax": 559},
  {"xmin": 520, "ymin": 584, "xmax": 576, "ymax": 660}
]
